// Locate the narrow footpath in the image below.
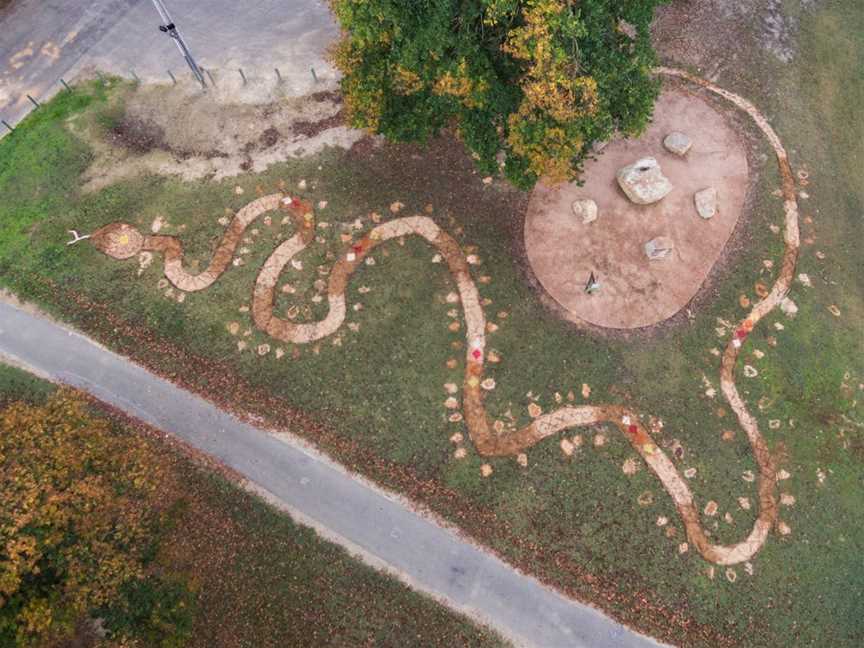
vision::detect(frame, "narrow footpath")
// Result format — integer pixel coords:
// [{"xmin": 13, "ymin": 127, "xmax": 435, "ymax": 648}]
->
[{"xmin": 0, "ymin": 300, "xmax": 665, "ymax": 648}]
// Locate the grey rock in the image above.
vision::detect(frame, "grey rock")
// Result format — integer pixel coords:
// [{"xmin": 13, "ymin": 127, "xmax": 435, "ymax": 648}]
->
[
  {"xmin": 644, "ymin": 236, "xmax": 675, "ymax": 260},
  {"xmin": 571, "ymin": 199, "xmax": 598, "ymax": 224},
  {"xmin": 618, "ymin": 19, "xmax": 638, "ymax": 40},
  {"xmin": 694, "ymin": 187, "xmax": 718, "ymax": 219},
  {"xmin": 617, "ymin": 157, "xmax": 674, "ymax": 205},
  {"xmin": 663, "ymin": 132, "xmax": 692, "ymax": 156}
]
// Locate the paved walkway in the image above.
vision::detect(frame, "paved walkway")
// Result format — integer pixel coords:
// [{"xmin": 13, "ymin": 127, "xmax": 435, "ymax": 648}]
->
[
  {"xmin": 1, "ymin": 0, "xmax": 338, "ymax": 130},
  {"xmin": 0, "ymin": 300, "xmax": 665, "ymax": 648}
]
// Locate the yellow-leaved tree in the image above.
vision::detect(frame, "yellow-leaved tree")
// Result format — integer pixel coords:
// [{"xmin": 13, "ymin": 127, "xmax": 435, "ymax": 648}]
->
[{"xmin": 0, "ymin": 392, "xmax": 184, "ymax": 647}]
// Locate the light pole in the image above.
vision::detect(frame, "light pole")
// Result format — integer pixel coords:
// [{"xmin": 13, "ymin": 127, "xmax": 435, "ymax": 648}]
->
[{"xmin": 150, "ymin": 0, "xmax": 206, "ymax": 88}]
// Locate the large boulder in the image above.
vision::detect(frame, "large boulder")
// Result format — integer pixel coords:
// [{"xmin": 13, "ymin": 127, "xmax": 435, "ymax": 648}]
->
[
  {"xmin": 571, "ymin": 199, "xmax": 598, "ymax": 224},
  {"xmin": 663, "ymin": 132, "xmax": 692, "ymax": 156},
  {"xmin": 616, "ymin": 157, "xmax": 673, "ymax": 205},
  {"xmin": 694, "ymin": 187, "xmax": 718, "ymax": 219}
]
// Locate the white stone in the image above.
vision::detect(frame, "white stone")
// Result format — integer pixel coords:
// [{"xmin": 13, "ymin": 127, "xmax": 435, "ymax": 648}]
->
[
  {"xmin": 617, "ymin": 157, "xmax": 673, "ymax": 204},
  {"xmin": 644, "ymin": 236, "xmax": 675, "ymax": 260},
  {"xmin": 571, "ymin": 199, "xmax": 598, "ymax": 224},
  {"xmin": 694, "ymin": 187, "xmax": 718, "ymax": 219},
  {"xmin": 780, "ymin": 297, "xmax": 798, "ymax": 317},
  {"xmin": 663, "ymin": 131, "xmax": 692, "ymax": 156}
]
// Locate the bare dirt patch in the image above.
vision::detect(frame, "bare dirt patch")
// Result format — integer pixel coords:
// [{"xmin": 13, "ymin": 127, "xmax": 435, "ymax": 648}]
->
[
  {"xmin": 524, "ymin": 89, "xmax": 750, "ymax": 329},
  {"xmin": 75, "ymin": 82, "xmax": 362, "ymax": 191},
  {"xmin": 652, "ymin": 0, "xmax": 818, "ymax": 73}
]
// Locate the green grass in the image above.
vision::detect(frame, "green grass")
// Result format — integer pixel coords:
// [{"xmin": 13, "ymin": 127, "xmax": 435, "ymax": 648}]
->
[
  {"xmin": 0, "ymin": 363, "xmax": 55, "ymax": 406},
  {"xmin": 0, "ymin": 366, "xmax": 506, "ymax": 647},
  {"xmin": 0, "ymin": 3, "xmax": 862, "ymax": 645}
]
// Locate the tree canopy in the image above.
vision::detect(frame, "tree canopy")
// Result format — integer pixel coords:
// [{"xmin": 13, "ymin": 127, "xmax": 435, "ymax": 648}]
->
[
  {"xmin": 0, "ymin": 393, "xmax": 190, "ymax": 647},
  {"xmin": 330, "ymin": 0, "xmax": 666, "ymax": 188}
]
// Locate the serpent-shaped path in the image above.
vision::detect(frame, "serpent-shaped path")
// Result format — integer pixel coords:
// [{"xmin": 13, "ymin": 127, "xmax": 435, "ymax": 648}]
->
[{"xmin": 89, "ymin": 69, "xmax": 800, "ymax": 566}]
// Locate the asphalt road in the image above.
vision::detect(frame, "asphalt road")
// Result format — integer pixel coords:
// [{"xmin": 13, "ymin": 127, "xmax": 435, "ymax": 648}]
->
[
  {"xmin": 0, "ymin": 300, "xmax": 668, "ymax": 648},
  {"xmin": 0, "ymin": 0, "xmax": 338, "ymax": 129}
]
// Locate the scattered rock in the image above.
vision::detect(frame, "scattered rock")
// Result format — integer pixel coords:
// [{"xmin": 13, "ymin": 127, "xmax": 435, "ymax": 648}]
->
[
  {"xmin": 516, "ymin": 453, "xmax": 528, "ymax": 467},
  {"xmin": 571, "ymin": 199, "xmax": 598, "ymax": 224},
  {"xmin": 644, "ymin": 236, "xmax": 675, "ymax": 260},
  {"xmin": 663, "ymin": 131, "xmax": 692, "ymax": 156},
  {"xmin": 617, "ymin": 19, "xmax": 638, "ymax": 40},
  {"xmin": 617, "ymin": 157, "xmax": 673, "ymax": 204},
  {"xmin": 622, "ymin": 458, "xmax": 639, "ymax": 475},
  {"xmin": 694, "ymin": 187, "xmax": 718, "ymax": 219},
  {"xmin": 480, "ymin": 464, "xmax": 493, "ymax": 477},
  {"xmin": 528, "ymin": 403, "xmax": 542, "ymax": 418},
  {"xmin": 704, "ymin": 501, "xmax": 719, "ymax": 516},
  {"xmin": 560, "ymin": 438, "xmax": 575, "ymax": 456},
  {"xmin": 780, "ymin": 297, "xmax": 798, "ymax": 317}
]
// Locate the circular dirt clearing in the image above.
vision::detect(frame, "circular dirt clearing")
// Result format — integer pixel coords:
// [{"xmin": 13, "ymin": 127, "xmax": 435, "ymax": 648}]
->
[{"xmin": 524, "ymin": 90, "xmax": 748, "ymax": 329}]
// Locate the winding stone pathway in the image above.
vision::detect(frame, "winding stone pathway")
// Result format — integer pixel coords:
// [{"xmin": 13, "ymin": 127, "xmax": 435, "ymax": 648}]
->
[{"xmin": 88, "ymin": 69, "xmax": 800, "ymax": 566}]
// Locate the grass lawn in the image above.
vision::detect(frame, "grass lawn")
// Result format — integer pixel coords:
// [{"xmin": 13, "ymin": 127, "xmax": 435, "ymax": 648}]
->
[
  {"xmin": 0, "ymin": 363, "xmax": 506, "ymax": 647},
  {"xmin": 0, "ymin": 3, "xmax": 862, "ymax": 646}
]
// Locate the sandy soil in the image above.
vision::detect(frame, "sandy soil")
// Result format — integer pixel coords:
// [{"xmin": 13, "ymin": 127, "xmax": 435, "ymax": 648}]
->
[
  {"xmin": 74, "ymin": 82, "xmax": 366, "ymax": 192},
  {"xmin": 524, "ymin": 89, "xmax": 749, "ymax": 329}
]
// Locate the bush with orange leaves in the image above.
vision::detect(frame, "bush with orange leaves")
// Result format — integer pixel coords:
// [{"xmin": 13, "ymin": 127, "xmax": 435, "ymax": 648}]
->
[
  {"xmin": 330, "ymin": 0, "xmax": 666, "ymax": 188},
  {"xmin": 0, "ymin": 392, "xmax": 176, "ymax": 647}
]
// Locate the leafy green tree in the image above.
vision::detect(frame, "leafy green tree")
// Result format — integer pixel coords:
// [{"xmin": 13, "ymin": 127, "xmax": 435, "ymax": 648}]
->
[{"xmin": 330, "ymin": 0, "xmax": 666, "ymax": 188}]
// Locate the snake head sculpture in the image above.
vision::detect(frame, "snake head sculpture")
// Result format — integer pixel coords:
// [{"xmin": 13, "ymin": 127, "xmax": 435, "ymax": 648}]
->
[{"xmin": 90, "ymin": 222, "xmax": 145, "ymax": 260}]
